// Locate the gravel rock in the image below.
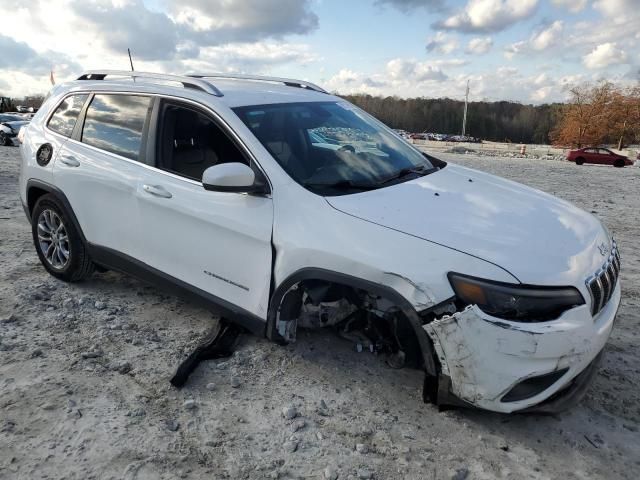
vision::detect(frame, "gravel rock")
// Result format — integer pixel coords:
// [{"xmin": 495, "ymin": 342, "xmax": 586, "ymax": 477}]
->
[
  {"xmin": 291, "ymin": 419, "xmax": 306, "ymax": 432},
  {"xmin": 283, "ymin": 440, "xmax": 298, "ymax": 453},
  {"xmin": 127, "ymin": 408, "xmax": 146, "ymax": 417},
  {"xmin": 282, "ymin": 405, "xmax": 298, "ymax": 420},
  {"xmin": 355, "ymin": 443, "xmax": 369, "ymax": 454},
  {"xmin": 205, "ymin": 382, "xmax": 216, "ymax": 391},
  {"xmin": 183, "ymin": 399, "xmax": 197, "ymax": 410},
  {"xmin": 324, "ymin": 465, "xmax": 339, "ymax": 480},
  {"xmin": 357, "ymin": 468, "xmax": 372, "ymax": 479},
  {"xmin": 452, "ymin": 468, "xmax": 469, "ymax": 480},
  {"xmin": 165, "ymin": 419, "xmax": 180, "ymax": 432},
  {"xmin": 110, "ymin": 361, "xmax": 131, "ymax": 374},
  {"xmin": 94, "ymin": 301, "xmax": 106, "ymax": 310},
  {"xmin": 230, "ymin": 376, "xmax": 241, "ymax": 388}
]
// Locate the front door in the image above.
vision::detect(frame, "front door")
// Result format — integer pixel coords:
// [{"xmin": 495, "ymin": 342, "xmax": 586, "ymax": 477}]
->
[{"xmin": 136, "ymin": 99, "xmax": 274, "ymax": 320}]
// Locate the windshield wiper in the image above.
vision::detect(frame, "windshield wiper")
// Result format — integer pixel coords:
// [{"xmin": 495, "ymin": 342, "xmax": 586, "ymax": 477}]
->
[
  {"xmin": 375, "ymin": 164, "xmax": 438, "ymax": 186},
  {"xmin": 303, "ymin": 179, "xmax": 378, "ymax": 191}
]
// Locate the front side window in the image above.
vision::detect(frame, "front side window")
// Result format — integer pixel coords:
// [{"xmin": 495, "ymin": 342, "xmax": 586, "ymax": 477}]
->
[
  {"xmin": 47, "ymin": 94, "xmax": 88, "ymax": 137},
  {"xmin": 81, "ymin": 94, "xmax": 151, "ymax": 161},
  {"xmin": 156, "ymin": 102, "xmax": 248, "ymax": 180},
  {"xmin": 234, "ymin": 101, "xmax": 437, "ymax": 195}
]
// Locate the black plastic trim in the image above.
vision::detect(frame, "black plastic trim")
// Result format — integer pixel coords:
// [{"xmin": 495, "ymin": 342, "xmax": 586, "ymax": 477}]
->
[
  {"xmin": 501, "ymin": 368, "xmax": 570, "ymax": 403},
  {"xmin": 25, "ymin": 179, "xmax": 88, "ymax": 244},
  {"xmin": 267, "ymin": 267, "xmax": 437, "ymax": 376},
  {"xmin": 87, "ymin": 244, "xmax": 267, "ymax": 337}
]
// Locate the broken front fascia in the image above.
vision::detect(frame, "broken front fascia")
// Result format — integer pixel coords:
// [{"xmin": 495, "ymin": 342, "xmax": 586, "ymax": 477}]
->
[{"xmin": 424, "ymin": 282, "xmax": 620, "ymax": 413}]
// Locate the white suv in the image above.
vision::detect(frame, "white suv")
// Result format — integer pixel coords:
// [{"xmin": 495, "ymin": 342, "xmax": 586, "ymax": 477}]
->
[{"xmin": 19, "ymin": 71, "xmax": 620, "ymax": 413}]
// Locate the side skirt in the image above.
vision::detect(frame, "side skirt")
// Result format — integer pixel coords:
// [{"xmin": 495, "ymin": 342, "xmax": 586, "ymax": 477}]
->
[{"xmin": 87, "ymin": 244, "xmax": 267, "ymax": 337}]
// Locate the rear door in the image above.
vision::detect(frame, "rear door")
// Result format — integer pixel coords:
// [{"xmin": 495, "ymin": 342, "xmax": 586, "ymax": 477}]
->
[
  {"xmin": 53, "ymin": 93, "xmax": 153, "ymax": 258},
  {"xmin": 135, "ymin": 99, "xmax": 274, "ymax": 320},
  {"xmin": 22, "ymin": 94, "xmax": 89, "ymax": 190}
]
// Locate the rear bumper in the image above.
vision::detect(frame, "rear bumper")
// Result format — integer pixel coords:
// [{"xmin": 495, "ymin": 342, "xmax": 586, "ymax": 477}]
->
[{"xmin": 424, "ymin": 282, "xmax": 620, "ymax": 413}]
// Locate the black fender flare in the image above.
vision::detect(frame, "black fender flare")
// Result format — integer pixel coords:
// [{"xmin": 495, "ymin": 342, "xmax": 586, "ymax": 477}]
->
[
  {"xmin": 25, "ymin": 179, "xmax": 88, "ymax": 245},
  {"xmin": 267, "ymin": 267, "xmax": 438, "ymax": 376}
]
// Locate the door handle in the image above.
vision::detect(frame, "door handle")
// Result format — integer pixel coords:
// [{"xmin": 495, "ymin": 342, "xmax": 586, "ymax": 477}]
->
[
  {"xmin": 59, "ymin": 155, "xmax": 80, "ymax": 167},
  {"xmin": 143, "ymin": 184, "xmax": 172, "ymax": 199}
]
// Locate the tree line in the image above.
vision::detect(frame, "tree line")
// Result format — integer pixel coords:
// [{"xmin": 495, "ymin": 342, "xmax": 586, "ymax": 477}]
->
[
  {"xmin": 341, "ymin": 94, "xmax": 563, "ymax": 144},
  {"xmin": 551, "ymin": 83, "xmax": 640, "ymax": 149}
]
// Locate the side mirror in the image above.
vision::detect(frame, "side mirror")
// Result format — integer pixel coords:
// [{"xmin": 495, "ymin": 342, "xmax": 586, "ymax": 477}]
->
[{"xmin": 202, "ymin": 163, "xmax": 264, "ymax": 193}]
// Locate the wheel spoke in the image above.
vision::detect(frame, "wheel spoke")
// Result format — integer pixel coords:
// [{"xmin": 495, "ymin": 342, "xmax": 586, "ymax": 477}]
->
[
  {"xmin": 45, "ymin": 242, "xmax": 55, "ymax": 261},
  {"xmin": 43, "ymin": 210, "xmax": 53, "ymax": 231},
  {"xmin": 59, "ymin": 243, "xmax": 69, "ymax": 261},
  {"xmin": 38, "ymin": 222, "xmax": 52, "ymax": 236},
  {"xmin": 55, "ymin": 246, "xmax": 65, "ymax": 265}
]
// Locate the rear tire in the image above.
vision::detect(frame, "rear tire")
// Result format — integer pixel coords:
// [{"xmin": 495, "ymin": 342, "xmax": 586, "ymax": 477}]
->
[
  {"xmin": 575, "ymin": 157, "xmax": 585, "ymax": 165},
  {"xmin": 0, "ymin": 132, "xmax": 9, "ymax": 146},
  {"xmin": 31, "ymin": 194, "xmax": 95, "ymax": 282},
  {"xmin": 613, "ymin": 159, "xmax": 625, "ymax": 168}
]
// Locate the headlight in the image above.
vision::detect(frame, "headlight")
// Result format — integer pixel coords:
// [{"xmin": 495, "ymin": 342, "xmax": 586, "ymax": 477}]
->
[{"xmin": 448, "ymin": 273, "xmax": 585, "ymax": 322}]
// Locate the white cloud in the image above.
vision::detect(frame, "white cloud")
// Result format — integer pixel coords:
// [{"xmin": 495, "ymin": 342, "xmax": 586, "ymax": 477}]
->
[
  {"xmin": 0, "ymin": 0, "xmax": 322, "ymax": 97},
  {"xmin": 425, "ymin": 32, "xmax": 458, "ymax": 54},
  {"xmin": 436, "ymin": 0, "xmax": 538, "ymax": 33},
  {"xmin": 466, "ymin": 37, "xmax": 493, "ymax": 54},
  {"xmin": 551, "ymin": 0, "xmax": 587, "ymax": 13},
  {"xmin": 593, "ymin": 0, "xmax": 639, "ymax": 19},
  {"xmin": 583, "ymin": 42, "xmax": 628, "ymax": 69},
  {"xmin": 530, "ymin": 21, "xmax": 563, "ymax": 50},
  {"xmin": 504, "ymin": 21, "xmax": 563, "ymax": 58}
]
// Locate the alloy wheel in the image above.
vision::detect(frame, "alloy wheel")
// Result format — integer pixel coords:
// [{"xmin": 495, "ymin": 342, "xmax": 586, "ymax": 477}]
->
[{"xmin": 37, "ymin": 209, "xmax": 70, "ymax": 269}]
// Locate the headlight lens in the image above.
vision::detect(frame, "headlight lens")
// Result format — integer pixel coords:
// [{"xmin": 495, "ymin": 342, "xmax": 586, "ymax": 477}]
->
[{"xmin": 448, "ymin": 273, "xmax": 585, "ymax": 322}]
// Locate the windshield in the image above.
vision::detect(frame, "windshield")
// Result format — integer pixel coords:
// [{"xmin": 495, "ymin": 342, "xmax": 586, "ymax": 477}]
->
[{"xmin": 234, "ymin": 101, "xmax": 439, "ymax": 195}]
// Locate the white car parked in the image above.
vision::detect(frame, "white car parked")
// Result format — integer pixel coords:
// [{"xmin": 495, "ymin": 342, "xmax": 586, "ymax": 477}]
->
[{"xmin": 19, "ymin": 71, "xmax": 620, "ymax": 413}]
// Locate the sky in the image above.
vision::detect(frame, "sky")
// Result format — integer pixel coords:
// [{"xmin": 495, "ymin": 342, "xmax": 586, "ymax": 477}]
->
[{"xmin": 0, "ymin": 0, "xmax": 638, "ymax": 104}]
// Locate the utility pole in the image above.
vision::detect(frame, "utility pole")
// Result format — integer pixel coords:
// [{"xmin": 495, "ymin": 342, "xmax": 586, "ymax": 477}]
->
[
  {"xmin": 128, "ymin": 48, "xmax": 135, "ymax": 72},
  {"xmin": 462, "ymin": 79, "xmax": 469, "ymax": 137}
]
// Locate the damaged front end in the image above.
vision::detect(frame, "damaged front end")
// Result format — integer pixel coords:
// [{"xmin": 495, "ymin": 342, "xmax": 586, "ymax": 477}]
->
[
  {"xmin": 424, "ymin": 280, "xmax": 620, "ymax": 413},
  {"xmin": 269, "ymin": 267, "xmax": 619, "ymax": 414}
]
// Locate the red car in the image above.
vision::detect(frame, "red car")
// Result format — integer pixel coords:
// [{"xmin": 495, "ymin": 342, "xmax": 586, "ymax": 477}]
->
[{"xmin": 567, "ymin": 147, "xmax": 633, "ymax": 167}]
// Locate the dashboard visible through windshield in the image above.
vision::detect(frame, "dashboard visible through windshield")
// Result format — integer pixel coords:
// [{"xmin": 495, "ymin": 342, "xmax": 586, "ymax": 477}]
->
[{"xmin": 234, "ymin": 101, "xmax": 441, "ymax": 195}]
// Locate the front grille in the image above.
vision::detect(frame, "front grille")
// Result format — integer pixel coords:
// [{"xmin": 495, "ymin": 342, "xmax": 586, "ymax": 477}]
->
[{"xmin": 586, "ymin": 240, "xmax": 620, "ymax": 316}]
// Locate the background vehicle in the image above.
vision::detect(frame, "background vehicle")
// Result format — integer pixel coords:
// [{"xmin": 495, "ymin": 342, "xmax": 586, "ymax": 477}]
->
[
  {"xmin": 0, "ymin": 116, "xmax": 29, "ymax": 146},
  {"xmin": 567, "ymin": 147, "xmax": 632, "ymax": 167}
]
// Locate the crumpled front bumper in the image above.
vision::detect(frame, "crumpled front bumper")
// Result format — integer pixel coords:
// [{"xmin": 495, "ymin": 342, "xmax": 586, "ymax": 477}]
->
[{"xmin": 424, "ymin": 282, "xmax": 620, "ymax": 413}]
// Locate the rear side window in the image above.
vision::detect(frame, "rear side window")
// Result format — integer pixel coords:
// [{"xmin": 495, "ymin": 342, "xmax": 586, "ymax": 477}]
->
[
  {"xmin": 81, "ymin": 94, "xmax": 152, "ymax": 161},
  {"xmin": 47, "ymin": 94, "xmax": 88, "ymax": 137}
]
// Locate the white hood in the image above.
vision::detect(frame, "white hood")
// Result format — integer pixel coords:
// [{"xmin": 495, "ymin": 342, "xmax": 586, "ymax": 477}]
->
[{"xmin": 326, "ymin": 163, "xmax": 610, "ymax": 285}]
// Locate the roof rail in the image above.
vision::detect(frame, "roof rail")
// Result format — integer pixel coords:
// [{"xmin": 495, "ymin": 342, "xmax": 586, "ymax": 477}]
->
[
  {"xmin": 188, "ymin": 73, "xmax": 328, "ymax": 94},
  {"xmin": 76, "ymin": 70, "xmax": 223, "ymax": 96}
]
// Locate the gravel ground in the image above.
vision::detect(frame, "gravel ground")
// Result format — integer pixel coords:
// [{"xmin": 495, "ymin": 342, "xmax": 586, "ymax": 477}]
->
[{"xmin": 1, "ymin": 145, "xmax": 639, "ymax": 480}]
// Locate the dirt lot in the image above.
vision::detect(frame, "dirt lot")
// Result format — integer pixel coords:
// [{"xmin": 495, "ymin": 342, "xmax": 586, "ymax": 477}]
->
[{"xmin": 1, "ymin": 145, "xmax": 639, "ymax": 480}]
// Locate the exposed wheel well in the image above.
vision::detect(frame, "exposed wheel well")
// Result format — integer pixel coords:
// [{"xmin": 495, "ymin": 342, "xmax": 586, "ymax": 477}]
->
[{"xmin": 267, "ymin": 269, "xmax": 440, "ymax": 376}]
